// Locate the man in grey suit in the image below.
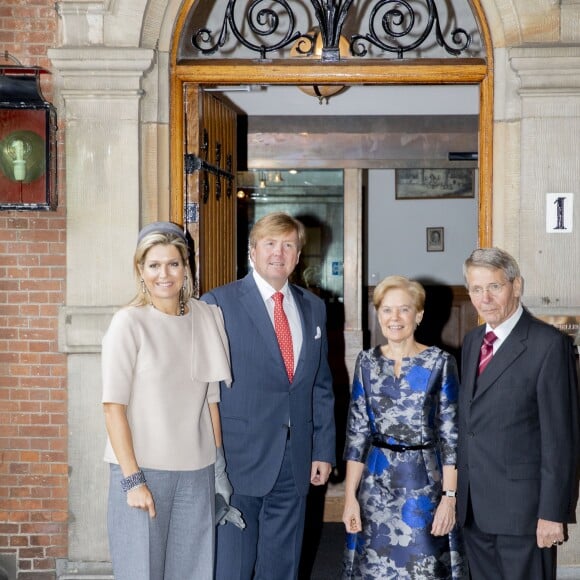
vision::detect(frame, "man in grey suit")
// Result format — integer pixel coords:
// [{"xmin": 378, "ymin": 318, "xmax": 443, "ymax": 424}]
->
[
  {"xmin": 202, "ymin": 212, "xmax": 336, "ymax": 580},
  {"xmin": 458, "ymin": 247, "xmax": 579, "ymax": 580}
]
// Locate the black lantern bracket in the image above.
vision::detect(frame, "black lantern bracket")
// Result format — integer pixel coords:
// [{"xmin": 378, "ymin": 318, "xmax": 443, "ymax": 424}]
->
[{"xmin": 0, "ymin": 55, "xmax": 58, "ymax": 211}]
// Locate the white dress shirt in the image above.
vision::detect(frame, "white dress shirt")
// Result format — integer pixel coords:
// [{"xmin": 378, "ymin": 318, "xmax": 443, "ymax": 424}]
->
[
  {"xmin": 252, "ymin": 270, "xmax": 303, "ymax": 370},
  {"xmin": 486, "ymin": 303, "xmax": 523, "ymax": 354}
]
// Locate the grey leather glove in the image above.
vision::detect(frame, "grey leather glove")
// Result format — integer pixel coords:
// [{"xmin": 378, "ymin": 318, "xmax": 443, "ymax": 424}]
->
[
  {"xmin": 216, "ymin": 493, "xmax": 245, "ymax": 528},
  {"xmin": 219, "ymin": 503, "xmax": 246, "ymax": 529},
  {"xmin": 214, "ymin": 447, "xmax": 245, "ymax": 529},
  {"xmin": 214, "ymin": 446, "xmax": 233, "ymax": 505}
]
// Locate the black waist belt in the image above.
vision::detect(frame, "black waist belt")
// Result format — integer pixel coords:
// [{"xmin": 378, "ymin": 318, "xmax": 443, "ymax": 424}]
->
[{"xmin": 371, "ymin": 436, "xmax": 436, "ymax": 452}]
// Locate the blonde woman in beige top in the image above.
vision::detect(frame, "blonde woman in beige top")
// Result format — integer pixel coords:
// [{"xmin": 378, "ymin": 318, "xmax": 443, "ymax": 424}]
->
[{"xmin": 102, "ymin": 222, "xmax": 241, "ymax": 580}]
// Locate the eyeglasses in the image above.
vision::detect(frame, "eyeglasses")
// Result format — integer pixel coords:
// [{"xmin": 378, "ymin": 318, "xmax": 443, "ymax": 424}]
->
[{"xmin": 468, "ymin": 282, "xmax": 507, "ymax": 297}]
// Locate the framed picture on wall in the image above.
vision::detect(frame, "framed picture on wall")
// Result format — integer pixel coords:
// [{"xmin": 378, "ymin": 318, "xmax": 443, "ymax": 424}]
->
[
  {"xmin": 426, "ymin": 227, "xmax": 444, "ymax": 252},
  {"xmin": 395, "ymin": 168, "xmax": 474, "ymax": 199}
]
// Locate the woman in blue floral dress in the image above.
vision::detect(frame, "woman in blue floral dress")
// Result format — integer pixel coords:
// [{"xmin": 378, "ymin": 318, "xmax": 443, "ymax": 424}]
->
[{"xmin": 342, "ymin": 275, "xmax": 467, "ymax": 579}]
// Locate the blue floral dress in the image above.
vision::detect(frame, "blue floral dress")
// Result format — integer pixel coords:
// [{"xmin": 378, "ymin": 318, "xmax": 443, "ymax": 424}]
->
[{"xmin": 343, "ymin": 346, "xmax": 467, "ymax": 579}]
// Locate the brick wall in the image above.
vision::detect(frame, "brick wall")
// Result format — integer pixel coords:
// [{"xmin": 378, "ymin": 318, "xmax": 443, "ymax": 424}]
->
[{"xmin": 0, "ymin": 2, "xmax": 67, "ymax": 579}]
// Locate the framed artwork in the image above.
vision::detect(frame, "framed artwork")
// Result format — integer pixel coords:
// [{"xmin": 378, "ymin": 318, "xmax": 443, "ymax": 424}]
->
[
  {"xmin": 426, "ymin": 227, "xmax": 444, "ymax": 252},
  {"xmin": 395, "ymin": 168, "xmax": 474, "ymax": 199}
]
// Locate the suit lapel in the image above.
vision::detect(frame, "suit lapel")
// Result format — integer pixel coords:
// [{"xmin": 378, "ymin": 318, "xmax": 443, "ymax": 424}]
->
[
  {"xmin": 474, "ymin": 311, "xmax": 530, "ymax": 399},
  {"xmin": 238, "ymin": 274, "xmax": 284, "ymax": 367},
  {"xmin": 289, "ymin": 285, "xmax": 311, "ymax": 384},
  {"xmin": 464, "ymin": 326, "xmax": 485, "ymax": 400}
]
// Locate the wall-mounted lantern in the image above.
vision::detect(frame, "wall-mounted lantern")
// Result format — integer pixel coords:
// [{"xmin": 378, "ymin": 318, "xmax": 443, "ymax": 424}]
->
[{"xmin": 0, "ymin": 56, "xmax": 57, "ymax": 210}]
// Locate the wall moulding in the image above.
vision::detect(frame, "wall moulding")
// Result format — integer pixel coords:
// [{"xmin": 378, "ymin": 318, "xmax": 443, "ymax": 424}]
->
[
  {"xmin": 510, "ymin": 46, "xmax": 580, "ymax": 92},
  {"xmin": 58, "ymin": 306, "xmax": 117, "ymax": 353},
  {"xmin": 55, "ymin": 0, "xmax": 112, "ymax": 46},
  {"xmin": 48, "ymin": 47, "xmax": 155, "ymax": 94}
]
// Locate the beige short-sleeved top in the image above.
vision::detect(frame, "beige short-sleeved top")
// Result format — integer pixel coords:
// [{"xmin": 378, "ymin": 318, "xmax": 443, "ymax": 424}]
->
[{"xmin": 102, "ymin": 300, "xmax": 231, "ymax": 471}]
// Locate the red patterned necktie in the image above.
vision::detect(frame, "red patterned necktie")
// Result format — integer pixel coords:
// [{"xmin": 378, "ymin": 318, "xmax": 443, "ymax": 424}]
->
[
  {"xmin": 273, "ymin": 292, "xmax": 294, "ymax": 382},
  {"xmin": 478, "ymin": 330, "xmax": 498, "ymax": 375}
]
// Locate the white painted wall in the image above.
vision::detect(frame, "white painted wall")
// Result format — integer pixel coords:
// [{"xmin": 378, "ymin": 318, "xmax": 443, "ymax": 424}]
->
[{"xmin": 366, "ymin": 169, "xmax": 478, "ymax": 285}]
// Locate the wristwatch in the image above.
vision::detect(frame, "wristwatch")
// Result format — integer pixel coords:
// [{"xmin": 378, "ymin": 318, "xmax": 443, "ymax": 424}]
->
[{"xmin": 442, "ymin": 490, "xmax": 457, "ymax": 497}]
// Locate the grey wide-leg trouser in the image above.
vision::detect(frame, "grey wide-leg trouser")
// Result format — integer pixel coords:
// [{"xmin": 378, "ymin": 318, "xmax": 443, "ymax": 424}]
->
[{"xmin": 108, "ymin": 463, "xmax": 215, "ymax": 580}]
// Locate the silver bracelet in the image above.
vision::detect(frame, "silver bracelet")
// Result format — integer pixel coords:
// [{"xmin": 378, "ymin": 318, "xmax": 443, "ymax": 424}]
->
[{"xmin": 120, "ymin": 470, "xmax": 146, "ymax": 493}]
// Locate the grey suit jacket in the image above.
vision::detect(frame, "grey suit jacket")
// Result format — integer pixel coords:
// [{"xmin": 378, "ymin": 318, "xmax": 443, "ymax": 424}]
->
[
  {"xmin": 457, "ymin": 308, "xmax": 579, "ymax": 535},
  {"xmin": 202, "ymin": 273, "xmax": 336, "ymax": 497}
]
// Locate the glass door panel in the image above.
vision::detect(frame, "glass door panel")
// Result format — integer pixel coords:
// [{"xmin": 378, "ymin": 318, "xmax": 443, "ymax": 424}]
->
[{"xmin": 236, "ymin": 169, "xmax": 344, "ymax": 305}]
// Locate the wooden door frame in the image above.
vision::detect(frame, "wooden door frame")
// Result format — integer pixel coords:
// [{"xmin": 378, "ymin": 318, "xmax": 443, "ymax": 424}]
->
[
  {"xmin": 171, "ymin": 60, "xmax": 493, "ymax": 247},
  {"xmin": 170, "ymin": 3, "xmax": 493, "ymax": 245}
]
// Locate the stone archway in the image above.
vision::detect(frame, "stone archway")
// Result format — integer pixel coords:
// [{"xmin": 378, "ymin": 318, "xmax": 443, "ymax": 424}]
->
[
  {"xmin": 118, "ymin": 0, "xmax": 543, "ymax": 248},
  {"xmin": 133, "ymin": 0, "xmax": 533, "ymax": 248},
  {"xmin": 146, "ymin": 0, "xmax": 506, "ymax": 206},
  {"xmin": 168, "ymin": 0, "xmax": 495, "ymax": 237}
]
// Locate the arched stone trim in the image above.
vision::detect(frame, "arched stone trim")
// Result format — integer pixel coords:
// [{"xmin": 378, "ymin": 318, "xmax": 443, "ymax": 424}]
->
[
  {"xmin": 56, "ymin": 0, "xmax": 545, "ymax": 53},
  {"xmin": 142, "ymin": 0, "xmax": 183, "ymax": 51},
  {"xmin": 480, "ymin": 0, "xmax": 519, "ymax": 48},
  {"xmin": 133, "ymin": 0, "xmax": 519, "ymax": 53}
]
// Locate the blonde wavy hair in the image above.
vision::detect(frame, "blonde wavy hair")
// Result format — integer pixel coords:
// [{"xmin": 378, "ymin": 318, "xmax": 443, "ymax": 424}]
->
[{"xmin": 129, "ymin": 229, "xmax": 194, "ymax": 307}]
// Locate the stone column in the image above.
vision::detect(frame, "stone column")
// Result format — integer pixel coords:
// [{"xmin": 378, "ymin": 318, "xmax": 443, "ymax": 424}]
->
[
  {"xmin": 48, "ymin": 46, "xmax": 154, "ymax": 575},
  {"xmin": 509, "ymin": 46, "xmax": 580, "ymax": 310}
]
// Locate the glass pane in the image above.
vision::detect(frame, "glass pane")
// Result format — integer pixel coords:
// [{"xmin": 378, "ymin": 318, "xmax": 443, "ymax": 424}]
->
[{"xmin": 237, "ymin": 169, "xmax": 344, "ymax": 304}]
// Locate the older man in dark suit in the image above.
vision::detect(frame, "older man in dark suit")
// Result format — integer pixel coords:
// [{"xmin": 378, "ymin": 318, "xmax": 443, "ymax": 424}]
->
[
  {"xmin": 457, "ymin": 247, "xmax": 579, "ymax": 580},
  {"xmin": 202, "ymin": 212, "xmax": 335, "ymax": 580}
]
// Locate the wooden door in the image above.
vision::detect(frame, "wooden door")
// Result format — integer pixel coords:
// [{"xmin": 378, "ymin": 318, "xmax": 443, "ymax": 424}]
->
[{"xmin": 183, "ymin": 84, "xmax": 237, "ymax": 295}]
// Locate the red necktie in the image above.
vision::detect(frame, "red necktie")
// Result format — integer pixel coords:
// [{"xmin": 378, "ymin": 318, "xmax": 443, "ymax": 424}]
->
[
  {"xmin": 273, "ymin": 292, "xmax": 294, "ymax": 382},
  {"xmin": 478, "ymin": 331, "xmax": 497, "ymax": 375}
]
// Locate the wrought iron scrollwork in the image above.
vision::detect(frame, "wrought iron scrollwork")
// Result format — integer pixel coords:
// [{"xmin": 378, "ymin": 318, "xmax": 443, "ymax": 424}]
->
[
  {"xmin": 310, "ymin": 0, "xmax": 353, "ymax": 61},
  {"xmin": 192, "ymin": 0, "xmax": 305, "ymax": 60},
  {"xmin": 188, "ymin": 0, "xmax": 473, "ymax": 61},
  {"xmin": 350, "ymin": 0, "xmax": 471, "ymax": 59}
]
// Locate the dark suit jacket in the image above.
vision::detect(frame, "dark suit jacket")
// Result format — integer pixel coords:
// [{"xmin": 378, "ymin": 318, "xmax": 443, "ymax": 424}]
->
[
  {"xmin": 202, "ymin": 273, "xmax": 336, "ymax": 497},
  {"xmin": 457, "ymin": 308, "xmax": 579, "ymax": 535}
]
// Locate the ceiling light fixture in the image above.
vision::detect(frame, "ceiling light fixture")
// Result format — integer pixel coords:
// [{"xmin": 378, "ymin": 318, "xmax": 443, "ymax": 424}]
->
[{"xmin": 290, "ymin": 29, "xmax": 350, "ymax": 105}]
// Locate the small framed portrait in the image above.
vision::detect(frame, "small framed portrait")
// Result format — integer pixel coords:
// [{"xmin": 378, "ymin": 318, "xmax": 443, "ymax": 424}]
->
[{"xmin": 426, "ymin": 227, "xmax": 444, "ymax": 252}]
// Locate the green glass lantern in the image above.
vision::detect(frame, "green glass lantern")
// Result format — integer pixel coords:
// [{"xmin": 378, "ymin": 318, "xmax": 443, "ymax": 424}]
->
[{"xmin": 0, "ymin": 64, "xmax": 57, "ymax": 210}]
